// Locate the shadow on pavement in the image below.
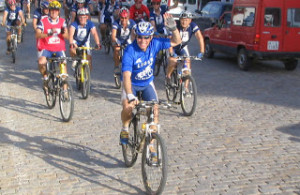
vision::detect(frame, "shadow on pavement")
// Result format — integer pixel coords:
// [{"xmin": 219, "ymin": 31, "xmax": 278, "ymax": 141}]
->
[
  {"xmin": 0, "ymin": 126, "xmax": 144, "ymax": 194},
  {"xmin": 276, "ymin": 123, "xmax": 300, "ymax": 142}
]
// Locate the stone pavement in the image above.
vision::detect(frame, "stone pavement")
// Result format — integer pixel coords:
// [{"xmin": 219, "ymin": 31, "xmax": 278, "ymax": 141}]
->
[{"xmin": 0, "ymin": 15, "xmax": 300, "ymax": 195}]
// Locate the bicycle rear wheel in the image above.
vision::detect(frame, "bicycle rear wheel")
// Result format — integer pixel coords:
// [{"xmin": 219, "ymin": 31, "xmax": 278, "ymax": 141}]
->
[
  {"xmin": 81, "ymin": 64, "xmax": 91, "ymax": 99},
  {"xmin": 45, "ymin": 74, "xmax": 56, "ymax": 109},
  {"xmin": 162, "ymin": 51, "xmax": 168, "ymax": 76},
  {"xmin": 165, "ymin": 71, "xmax": 177, "ymax": 102},
  {"xmin": 142, "ymin": 132, "xmax": 167, "ymax": 195},
  {"xmin": 121, "ymin": 117, "xmax": 139, "ymax": 167},
  {"xmin": 180, "ymin": 75, "xmax": 197, "ymax": 116},
  {"xmin": 59, "ymin": 80, "xmax": 74, "ymax": 122},
  {"xmin": 105, "ymin": 38, "xmax": 111, "ymax": 54},
  {"xmin": 75, "ymin": 63, "xmax": 81, "ymax": 90}
]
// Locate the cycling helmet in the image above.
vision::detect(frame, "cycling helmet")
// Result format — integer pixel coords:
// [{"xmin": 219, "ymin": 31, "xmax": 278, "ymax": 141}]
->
[
  {"xmin": 179, "ymin": 11, "xmax": 193, "ymax": 19},
  {"xmin": 41, "ymin": 1, "xmax": 49, "ymax": 9},
  {"xmin": 77, "ymin": 8, "xmax": 89, "ymax": 15},
  {"xmin": 49, "ymin": 0, "xmax": 61, "ymax": 9},
  {"xmin": 76, "ymin": 0, "xmax": 85, "ymax": 3},
  {"xmin": 8, "ymin": 0, "xmax": 16, "ymax": 6},
  {"xmin": 119, "ymin": 7, "xmax": 129, "ymax": 18},
  {"xmin": 135, "ymin": 21, "xmax": 154, "ymax": 36}
]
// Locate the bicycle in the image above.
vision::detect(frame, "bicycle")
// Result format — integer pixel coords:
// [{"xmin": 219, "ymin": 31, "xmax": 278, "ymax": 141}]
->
[
  {"xmin": 6, "ymin": 25, "xmax": 21, "ymax": 63},
  {"xmin": 114, "ymin": 43, "xmax": 127, "ymax": 89},
  {"xmin": 121, "ymin": 94, "xmax": 170, "ymax": 194},
  {"xmin": 154, "ymin": 49, "xmax": 168, "ymax": 77},
  {"xmin": 73, "ymin": 46, "xmax": 96, "ymax": 99},
  {"xmin": 102, "ymin": 23, "xmax": 112, "ymax": 54},
  {"xmin": 44, "ymin": 55, "xmax": 74, "ymax": 122},
  {"xmin": 165, "ymin": 55, "xmax": 201, "ymax": 116}
]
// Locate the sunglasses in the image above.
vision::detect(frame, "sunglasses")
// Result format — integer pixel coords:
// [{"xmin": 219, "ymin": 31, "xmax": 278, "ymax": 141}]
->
[
  {"xmin": 120, "ymin": 17, "xmax": 128, "ymax": 19},
  {"xmin": 152, "ymin": 2, "xmax": 160, "ymax": 5},
  {"xmin": 137, "ymin": 35, "xmax": 151, "ymax": 40}
]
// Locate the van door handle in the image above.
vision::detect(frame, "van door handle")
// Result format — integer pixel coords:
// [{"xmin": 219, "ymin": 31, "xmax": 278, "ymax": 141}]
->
[{"xmin": 271, "ymin": 35, "xmax": 277, "ymax": 39}]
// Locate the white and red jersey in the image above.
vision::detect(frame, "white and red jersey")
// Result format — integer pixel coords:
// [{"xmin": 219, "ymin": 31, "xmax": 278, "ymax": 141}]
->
[{"xmin": 37, "ymin": 17, "xmax": 67, "ymax": 52}]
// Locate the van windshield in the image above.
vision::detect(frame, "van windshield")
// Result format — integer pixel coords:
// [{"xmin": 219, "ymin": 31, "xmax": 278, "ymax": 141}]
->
[{"xmin": 287, "ymin": 8, "xmax": 300, "ymax": 27}]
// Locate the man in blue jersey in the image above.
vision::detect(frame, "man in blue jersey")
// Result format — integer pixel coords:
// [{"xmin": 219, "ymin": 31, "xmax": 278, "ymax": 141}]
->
[
  {"xmin": 166, "ymin": 11, "xmax": 204, "ymax": 84},
  {"xmin": 111, "ymin": 7, "xmax": 136, "ymax": 73},
  {"xmin": 69, "ymin": 8, "xmax": 101, "ymax": 70},
  {"xmin": 120, "ymin": 13, "xmax": 181, "ymax": 145},
  {"xmin": 1, "ymin": 0, "xmax": 25, "ymax": 54}
]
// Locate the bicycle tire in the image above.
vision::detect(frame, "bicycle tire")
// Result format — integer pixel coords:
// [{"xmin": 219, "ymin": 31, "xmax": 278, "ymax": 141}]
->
[
  {"xmin": 105, "ymin": 39, "xmax": 111, "ymax": 54},
  {"xmin": 81, "ymin": 64, "xmax": 91, "ymax": 99},
  {"xmin": 45, "ymin": 74, "xmax": 56, "ymax": 109},
  {"xmin": 59, "ymin": 80, "xmax": 74, "ymax": 122},
  {"xmin": 180, "ymin": 75, "xmax": 197, "ymax": 116},
  {"xmin": 154, "ymin": 63, "xmax": 160, "ymax": 77},
  {"xmin": 21, "ymin": 27, "xmax": 24, "ymax": 43},
  {"xmin": 141, "ymin": 132, "xmax": 167, "ymax": 195},
  {"xmin": 121, "ymin": 117, "xmax": 139, "ymax": 167},
  {"xmin": 162, "ymin": 51, "xmax": 168, "ymax": 76},
  {"xmin": 165, "ymin": 70, "xmax": 178, "ymax": 102},
  {"xmin": 11, "ymin": 39, "xmax": 16, "ymax": 63},
  {"xmin": 114, "ymin": 74, "xmax": 121, "ymax": 89},
  {"xmin": 75, "ymin": 63, "xmax": 81, "ymax": 90}
]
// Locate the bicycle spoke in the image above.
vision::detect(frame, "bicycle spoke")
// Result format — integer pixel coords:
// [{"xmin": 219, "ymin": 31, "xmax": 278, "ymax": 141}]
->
[{"xmin": 59, "ymin": 80, "xmax": 74, "ymax": 122}]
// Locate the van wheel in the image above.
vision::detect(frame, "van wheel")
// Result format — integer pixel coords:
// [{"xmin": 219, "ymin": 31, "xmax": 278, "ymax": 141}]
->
[
  {"xmin": 237, "ymin": 48, "xmax": 251, "ymax": 71},
  {"xmin": 204, "ymin": 40, "xmax": 214, "ymax": 58},
  {"xmin": 284, "ymin": 59, "xmax": 298, "ymax": 71}
]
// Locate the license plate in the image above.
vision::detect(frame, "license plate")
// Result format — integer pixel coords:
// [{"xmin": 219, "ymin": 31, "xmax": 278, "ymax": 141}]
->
[{"xmin": 267, "ymin": 41, "xmax": 279, "ymax": 50}]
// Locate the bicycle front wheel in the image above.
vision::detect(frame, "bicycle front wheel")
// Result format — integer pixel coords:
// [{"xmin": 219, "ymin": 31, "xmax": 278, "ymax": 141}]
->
[
  {"xmin": 45, "ymin": 74, "xmax": 56, "ymax": 109},
  {"xmin": 180, "ymin": 75, "xmax": 197, "ymax": 116},
  {"xmin": 154, "ymin": 63, "xmax": 160, "ymax": 77},
  {"xmin": 142, "ymin": 132, "xmax": 167, "ymax": 195},
  {"xmin": 165, "ymin": 71, "xmax": 177, "ymax": 102},
  {"xmin": 114, "ymin": 74, "xmax": 121, "ymax": 89},
  {"xmin": 59, "ymin": 80, "xmax": 74, "ymax": 122},
  {"xmin": 122, "ymin": 117, "xmax": 139, "ymax": 167},
  {"xmin": 105, "ymin": 39, "xmax": 111, "ymax": 54},
  {"xmin": 81, "ymin": 64, "xmax": 91, "ymax": 99}
]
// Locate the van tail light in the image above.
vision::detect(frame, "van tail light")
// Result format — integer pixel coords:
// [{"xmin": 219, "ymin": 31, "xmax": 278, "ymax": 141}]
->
[{"xmin": 254, "ymin": 34, "xmax": 260, "ymax": 44}]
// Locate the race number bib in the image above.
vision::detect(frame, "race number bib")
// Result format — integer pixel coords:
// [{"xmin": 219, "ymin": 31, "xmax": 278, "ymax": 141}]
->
[
  {"xmin": 47, "ymin": 28, "xmax": 61, "ymax": 44},
  {"xmin": 155, "ymin": 15, "xmax": 163, "ymax": 25},
  {"xmin": 77, "ymin": 28, "xmax": 87, "ymax": 41},
  {"xmin": 181, "ymin": 31, "xmax": 189, "ymax": 42},
  {"xmin": 120, "ymin": 28, "xmax": 130, "ymax": 38},
  {"xmin": 9, "ymin": 13, "xmax": 16, "ymax": 20}
]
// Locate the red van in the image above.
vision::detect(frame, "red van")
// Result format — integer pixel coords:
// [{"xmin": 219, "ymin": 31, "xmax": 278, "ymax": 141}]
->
[{"xmin": 203, "ymin": 0, "xmax": 300, "ymax": 70}]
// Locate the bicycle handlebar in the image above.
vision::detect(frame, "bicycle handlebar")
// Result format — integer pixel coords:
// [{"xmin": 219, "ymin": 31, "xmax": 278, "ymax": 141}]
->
[
  {"xmin": 76, "ymin": 46, "xmax": 98, "ymax": 51},
  {"xmin": 135, "ymin": 100, "xmax": 173, "ymax": 109},
  {"xmin": 176, "ymin": 56, "xmax": 202, "ymax": 61}
]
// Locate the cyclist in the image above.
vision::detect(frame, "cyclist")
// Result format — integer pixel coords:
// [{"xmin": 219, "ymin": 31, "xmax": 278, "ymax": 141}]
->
[
  {"xmin": 1, "ymin": 0, "xmax": 26, "ymax": 54},
  {"xmin": 63, "ymin": 0, "xmax": 74, "ymax": 23},
  {"xmin": 35, "ymin": 0, "xmax": 68, "ymax": 90},
  {"xmin": 166, "ymin": 11, "xmax": 204, "ymax": 85},
  {"xmin": 111, "ymin": 7, "xmax": 136, "ymax": 74},
  {"xmin": 149, "ymin": 0, "xmax": 178, "ymax": 35},
  {"xmin": 33, "ymin": 1, "xmax": 49, "ymax": 31},
  {"xmin": 70, "ymin": 0, "xmax": 91, "ymax": 24},
  {"xmin": 22, "ymin": 0, "xmax": 30, "ymax": 19},
  {"xmin": 129, "ymin": 0, "xmax": 150, "ymax": 24},
  {"xmin": 120, "ymin": 13, "xmax": 181, "ymax": 145},
  {"xmin": 98, "ymin": 0, "xmax": 119, "ymax": 42},
  {"xmin": 69, "ymin": 8, "xmax": 101, "ymax": 70}
]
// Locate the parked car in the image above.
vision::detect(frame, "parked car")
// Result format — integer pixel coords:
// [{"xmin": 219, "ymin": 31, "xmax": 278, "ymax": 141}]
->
[
  {"xmin": 194, "ymin": 1, "xmax": 232, "ymax": 31},
  {"xmin": 0, "ymin": 0, "xmax": 6, "ymax": 11},
  {"xmin": 203, "ymin": 0, "xmax": 300, "ymax": 71}
]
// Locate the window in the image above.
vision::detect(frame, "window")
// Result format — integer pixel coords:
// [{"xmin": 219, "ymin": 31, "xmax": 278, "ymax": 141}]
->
[
  {"xmin": 188, "ymin": 0, "xmax": 196, "ymax": 5},
  {"xmin": 264, "ymin": 8, "xmax": 281, "ymax": 27},
  {"xmin": 232, "ymin": 7, "xmax": 255, "ymax": 27},
  {"xmin": 209, "ymin": 4, "xmax": 222, "ymax": 15},
  {"xmin": 287, "ymin": 8, "xmax": 300, "ymax": 27},
  {"xmin": 201, "ymin": 3, "xmax": 212, "ymax": 16},
  {"xmin": 179, "ymin": 0, "xmax": 186, "ymax": 4}
]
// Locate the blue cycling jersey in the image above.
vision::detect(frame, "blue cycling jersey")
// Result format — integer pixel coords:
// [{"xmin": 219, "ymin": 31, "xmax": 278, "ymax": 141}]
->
[
  {"xmin": 122, "ymin": 38, "xmax": 171, "ymax": 87},
  {"xmin": 71, "ymin": 20, "xmax": 95, "ymax": 46},
  {"xmin": 5, "ymin": 7, "xmax": 22, "ymax": 26},
  {"xmin": 173, "ymin": 21, "xmax": 200, "ymax": 51},
  {"xmin": 149, "ymin": 5, "xmax": 168, "ymax": 34},
  {"xmin": 99, "ymin": 0, "xmax": 119, "ymax": 23},
  {"xmin": 112, "ymin": 19, "xmax": 136, "ymax": 42}
]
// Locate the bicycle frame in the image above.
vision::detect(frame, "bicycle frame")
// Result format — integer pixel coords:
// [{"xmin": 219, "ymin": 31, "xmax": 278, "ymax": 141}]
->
[{"xmin": 76, "ymin": 47, "xmax": 90, "ymax": 83}]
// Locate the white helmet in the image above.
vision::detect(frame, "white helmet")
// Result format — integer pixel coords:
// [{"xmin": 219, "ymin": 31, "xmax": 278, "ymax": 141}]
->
[
  {"xmin": 76, "ymin": 0, "xmax": 85, "ymax": 4},
  {"xmin": 77, "ymin": 7, "xmax": 89, "ymax": 15}
]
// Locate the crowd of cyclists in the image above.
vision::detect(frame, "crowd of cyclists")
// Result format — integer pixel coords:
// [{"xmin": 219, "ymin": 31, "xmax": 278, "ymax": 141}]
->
[{"xmin": 1, "ymin": 0, "xmax": 205, "ymax": 161}]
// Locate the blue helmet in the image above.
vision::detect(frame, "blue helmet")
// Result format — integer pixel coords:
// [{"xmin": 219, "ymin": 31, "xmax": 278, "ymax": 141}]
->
[
  {"xmin": 135, "ymin": 21, "xmax": 154, "ymax": 36},
  {"xmin": 41, "ymin": 1, "xmax": 49, "ymax": 9}
]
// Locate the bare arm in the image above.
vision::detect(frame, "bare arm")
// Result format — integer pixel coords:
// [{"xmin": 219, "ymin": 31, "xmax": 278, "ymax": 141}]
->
[
  {"xmin": 68, "ymin": 25, "xmax": 75, "ymax": 45},
  {"xmin": 150, "ymin": 20, "xmax": 157, "ymax": 33},
  {"xmin": 123, "ymin": 71, "xmax": 133, "ymax": 95},
  {"xmin": 1, "ymin": 11, "xmax": 8, "ymax": 26},
  {"xmin": 61, "ymin": 26, "xmax": 69, "ymax": 40},
  {"xmin": 33, "ymin": 18, "xmax": 38, "ymax": 31},
  {"xmin": 91, "ymin": 27, "xmax": 100, "ymax": 46},
  {"xmin": 36, "ymin": 28, "xmax": 48, "ymax": 39},
  {"xmin": 19, "ymin": 10, "xmax": 25, "ymax": 25},
  {"xmin": 195, "ymin": 30, "xmax": 204, "ymax": 53},
  {"xmin": 163, "ymin": 13, "xmax": 181, "ymax": 47},
  {"xmin": 111, "ymin": 28, "xmax": 117, "ymax": 43}
]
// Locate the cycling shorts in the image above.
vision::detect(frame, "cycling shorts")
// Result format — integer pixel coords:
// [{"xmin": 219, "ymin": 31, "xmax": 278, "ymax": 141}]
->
[
  {"xmin": 174, "ymin": 45, "xmax": 190, "ymax": 56},
  {"xmin": 121, "ymin": 81, "xmax": 158, "ymax": 102},
  {"xmin": 40, "ymin": 50, "xmax": 66, "ymax": 58}
]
